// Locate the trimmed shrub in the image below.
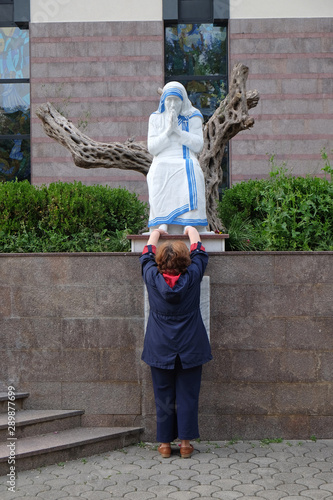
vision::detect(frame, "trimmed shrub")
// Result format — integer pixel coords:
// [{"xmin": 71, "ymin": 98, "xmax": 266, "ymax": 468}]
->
[
  {"xmin": 0, "ymin": 181, "xmax": 148, "ymax": 252},
  {"xmin": 219, "ymin": 158, "xmax": 333, "ymax": 251}
]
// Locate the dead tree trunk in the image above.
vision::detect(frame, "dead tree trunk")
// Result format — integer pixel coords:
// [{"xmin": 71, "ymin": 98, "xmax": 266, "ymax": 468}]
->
[
  {"xmin": 36, "ymin": 62, "xmax": 259, "ymax": 232},
  {"xmin": 199, "ymin": 62, "xmax": 260, "ymax": 230},
  {"xmin": 35, "ymin": 103, "xmax": 152, "ymax": 176}
]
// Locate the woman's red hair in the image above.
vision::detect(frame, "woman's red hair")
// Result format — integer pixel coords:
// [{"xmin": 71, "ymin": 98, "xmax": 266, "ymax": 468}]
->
[{"xmin": 155, "ymin": 241, "xmax": 191, "ymax": 275}]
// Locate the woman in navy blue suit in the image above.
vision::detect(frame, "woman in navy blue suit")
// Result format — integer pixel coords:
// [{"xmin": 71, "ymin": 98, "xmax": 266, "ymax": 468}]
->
[{"xmin": 140, "ymin": 226, "xmax": 212, "ymax": 458}]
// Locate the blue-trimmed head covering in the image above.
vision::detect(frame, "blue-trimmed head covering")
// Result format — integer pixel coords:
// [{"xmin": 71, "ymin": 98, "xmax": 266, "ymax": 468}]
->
[
  {"xmin": 156, "ymin": 81, "xmax": 203, "ymax": 121},
  {"xmin": 158, "ymin": 87, "xmax": 183, "ymax": 113}
]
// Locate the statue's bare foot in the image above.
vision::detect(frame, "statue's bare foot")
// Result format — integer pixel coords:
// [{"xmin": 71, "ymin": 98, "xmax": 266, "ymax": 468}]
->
[{"xmin": 159, "ymin": 224, "xmax": 168, "ymax": 232}]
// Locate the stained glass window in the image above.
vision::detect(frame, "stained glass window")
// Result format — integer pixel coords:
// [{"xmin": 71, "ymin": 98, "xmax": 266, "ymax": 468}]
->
[
  {"xmin": 0, "ymin": 27, "xmax": 30, "ymax": 79},
  {"xmin": 0, "ymin": 27, "xmax": 30, "ymax": 182},
  {"xmin": 166, "ymin": 24, "xmax": 227, "ymax": 78},
  {"xmin": 165, "ymin": 22, "xmax": 229, "ymax": 189}
]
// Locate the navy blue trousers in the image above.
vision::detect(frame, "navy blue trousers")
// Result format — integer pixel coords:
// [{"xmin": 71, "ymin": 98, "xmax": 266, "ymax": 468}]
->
[{"xmin": 150, "ymin": 356, "xmax": 202, "ymax": 442}]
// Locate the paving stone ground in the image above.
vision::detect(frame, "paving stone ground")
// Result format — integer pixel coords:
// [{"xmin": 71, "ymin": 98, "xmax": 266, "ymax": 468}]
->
[{"xmin": 1, "ymin": 440, "xmax": 333, "ymax": 499}]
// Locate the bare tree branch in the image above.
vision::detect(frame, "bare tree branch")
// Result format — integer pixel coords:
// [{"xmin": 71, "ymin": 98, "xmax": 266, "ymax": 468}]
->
[
  {"xmin": 199, "ymin": 63, "xmax": 260, "ymax": 230},
  {"xmin": 35, "ymin": 103, "xmax": 152, "ymax": 176}
]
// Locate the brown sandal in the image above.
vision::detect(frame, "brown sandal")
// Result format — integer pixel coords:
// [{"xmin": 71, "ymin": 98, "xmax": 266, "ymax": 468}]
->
[
  {"xmin": 180, "ymin": 444, "xmax": 194, "ymax": 458},
  {"xmin": 158, "ymin": 444, "xmax": 171, "ymax": 458}
]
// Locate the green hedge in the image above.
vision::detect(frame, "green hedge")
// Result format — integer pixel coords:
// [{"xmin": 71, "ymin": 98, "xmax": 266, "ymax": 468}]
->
[
  {"xmin": 2, "ymin": 154, "xmax": 332, "ymax": 253},
  {"xmin": 218, "ymin": 160, "xmax": 333, "ymax": 251},
  {"xmin": 0, "ymin": 181, "xmax": 148, "ymax": 252}
]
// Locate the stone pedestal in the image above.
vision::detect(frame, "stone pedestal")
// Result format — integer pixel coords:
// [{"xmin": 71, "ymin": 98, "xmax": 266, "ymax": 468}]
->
[{"xmin": 127, "ymin": 233, "xmax": 229, "ymax": 253}]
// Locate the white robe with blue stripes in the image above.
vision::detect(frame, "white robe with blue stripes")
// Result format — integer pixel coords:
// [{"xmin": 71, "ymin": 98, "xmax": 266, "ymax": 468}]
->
[{"xmin": 147, "ymin": 111, "xmax": 208, "ymax": 229}]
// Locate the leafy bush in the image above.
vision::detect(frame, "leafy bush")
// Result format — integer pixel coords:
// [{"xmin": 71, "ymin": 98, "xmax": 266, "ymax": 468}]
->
[
  {"xmin": 219, "ymin": 155, "xmax": 333, "ymax": 251},
  {"xmin": 0, "ymin": 181, "xmax": 148, "ymax": 252}
]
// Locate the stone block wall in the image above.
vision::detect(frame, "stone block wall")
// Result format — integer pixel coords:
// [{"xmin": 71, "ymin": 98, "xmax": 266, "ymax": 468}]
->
[
  {"xmin": 229, "ymin": 17, "xmax": 333, "ymax": 183},
  {"xmin": 30, "ymin": 21, "xmax": 164, "ymax": 199},
  {"xmin": 1, "ymin": 252, "xmax": 332, "ymax": 440}
]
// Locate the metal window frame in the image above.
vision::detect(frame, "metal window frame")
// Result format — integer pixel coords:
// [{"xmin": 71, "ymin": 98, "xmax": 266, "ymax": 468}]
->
[
  {"xmin": 178, "ymin": 0, "xmax": 214, "ymax": 23},
  {"xmin": 0, "ymin": 79, "xmax": 30, "ymax": 84},
  {"xmin": 0, "ymin": 135, "xmax": 30, "ymax": 141},
  {"xmin": 163, "ymin": 0, "xmax": 229, "ymax": 21},
  {"xmin": 0, "ymin": 0, "xmax": 30, "ymax": 28}
]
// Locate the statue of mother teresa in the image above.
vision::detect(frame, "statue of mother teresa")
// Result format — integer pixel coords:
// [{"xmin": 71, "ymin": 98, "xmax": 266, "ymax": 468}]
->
[{"xmin": 147, "ymin": 81, "xmax": 208, "ymax": 234}]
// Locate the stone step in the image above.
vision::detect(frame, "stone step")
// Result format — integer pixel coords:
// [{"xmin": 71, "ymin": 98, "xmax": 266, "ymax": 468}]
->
[
  {"xmin": 0, "ymin": 392, "xmax": 29, "ymax": 413},
  {"xmin": 0, "ymin": 426, "xmax": 143, "ymax": 475},
  {"xmin": 0, "ymin": 409, "xmax": 84, "ymax": 440}
]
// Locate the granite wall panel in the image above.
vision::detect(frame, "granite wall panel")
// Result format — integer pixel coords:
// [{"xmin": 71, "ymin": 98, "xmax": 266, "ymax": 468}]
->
[
  {"xmin": 30, "ymin": 21, "xmax": 163, "ymax": 196},
  {"xmin": 285, "ymin": 318, "xmax": 333, "ymax": 350},
  {"xmin": 1, "ymin": 252, "xmax": 332, "ymax": 440},
  {"xmin": 229, "ymin": 17, "xmax": 333, "ymax": 183},
  {"xmin": 0, "ymin": 287, "xmax": 11, "ymax": 317}
]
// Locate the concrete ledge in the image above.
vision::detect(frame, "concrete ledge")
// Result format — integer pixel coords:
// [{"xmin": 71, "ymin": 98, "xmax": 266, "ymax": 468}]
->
[
  {"xmin": 0, "ymin": 392, "xmax": 30, "ymax": 401},
  {"xmin": 0, "ymin": 427, "xmax": 143, "ymax": 475},
  {"xmin": 0, "ymin": 393, "xmax": 30, "ymax": 413},
  {"xmin": 0, "ymin": 410, "xmax": 85, "ymax": 440}
]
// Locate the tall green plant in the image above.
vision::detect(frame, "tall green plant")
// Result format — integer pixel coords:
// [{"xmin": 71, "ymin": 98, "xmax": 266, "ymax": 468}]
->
[
  {"xmin": 0, "ymin": 181, "xmax": 148, "ymax": 252},
  {"xmin": 219, "ymin": 154, "xmax": 333, "ymax": 251},
  {"xmin": 321, "ymin": 147, "xmax": 333, "ymax": 182}
]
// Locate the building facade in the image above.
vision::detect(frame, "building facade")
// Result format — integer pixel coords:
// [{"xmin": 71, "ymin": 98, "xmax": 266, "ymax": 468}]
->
[{"xmin": 1, "ymin": 0, "xmax": 332, "ymax": 198}]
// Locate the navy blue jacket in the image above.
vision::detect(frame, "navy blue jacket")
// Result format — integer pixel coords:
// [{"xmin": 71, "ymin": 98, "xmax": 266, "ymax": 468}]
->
[{"xmin": 140, "ymin": 242, "xmax": 212, "ymax": 369}]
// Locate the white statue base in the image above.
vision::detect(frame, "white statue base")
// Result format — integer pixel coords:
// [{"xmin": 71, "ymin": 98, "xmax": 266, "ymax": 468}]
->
[
  {"xmin": 145, "ymin": 224, "xmax": 210, "ymax": 235},
  {"xmin": 127, "ymin": 233, "xmax": 229, "ymax": 253}
]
